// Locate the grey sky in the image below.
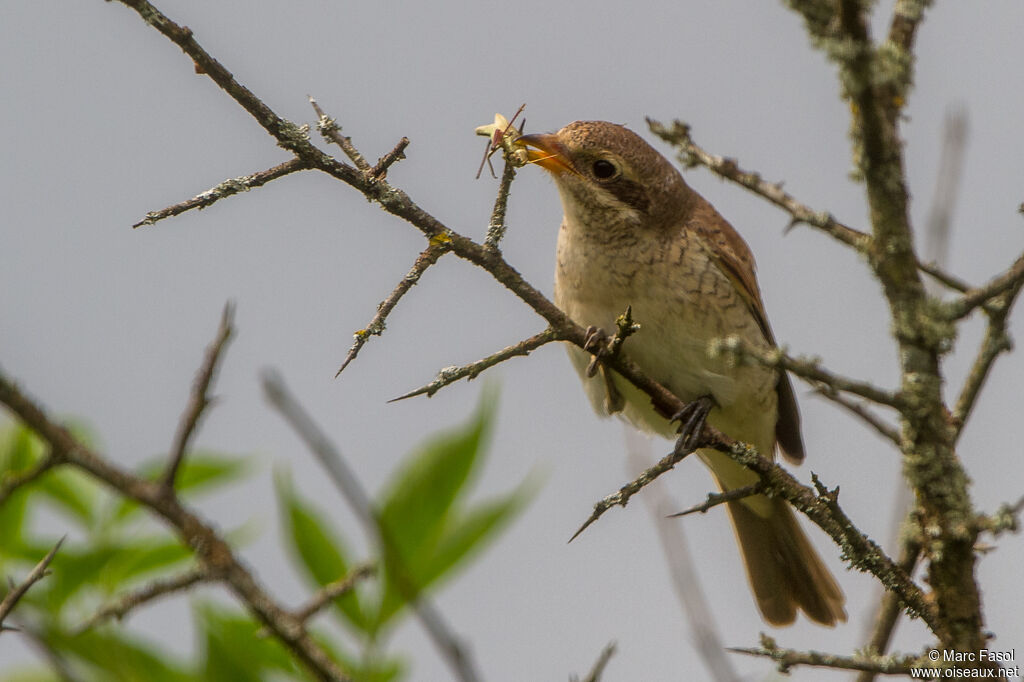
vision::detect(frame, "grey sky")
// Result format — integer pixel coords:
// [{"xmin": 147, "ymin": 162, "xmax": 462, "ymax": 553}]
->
[{"xmin": 3, "ymin": 1, "xmax": 1023, "ymax": 680}]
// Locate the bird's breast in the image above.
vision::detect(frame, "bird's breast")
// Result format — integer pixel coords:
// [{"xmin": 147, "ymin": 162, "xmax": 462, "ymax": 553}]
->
[{"xmin": 554, "ymin": 218, "xmax": 776, "ymax": 431}]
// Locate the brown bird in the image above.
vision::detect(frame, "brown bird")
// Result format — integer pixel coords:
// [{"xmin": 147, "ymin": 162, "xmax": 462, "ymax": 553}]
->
[{"xmin": 517, "ymin": 120, "xmax": 846, "ymax": 626}]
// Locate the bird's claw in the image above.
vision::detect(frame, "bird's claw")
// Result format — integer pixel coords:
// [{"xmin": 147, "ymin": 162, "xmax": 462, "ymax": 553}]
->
[
  {"xmin": 584, "ymin": 326, "xmax": 611, "ymax": 377},
  {"xmin": 672, "ymin": 395, "xmax": 715, "ymax": 456}
]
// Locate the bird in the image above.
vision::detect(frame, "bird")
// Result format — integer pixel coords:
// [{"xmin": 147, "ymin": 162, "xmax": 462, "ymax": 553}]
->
[{"xmin": 516, "ymin": 120, "xmax": 846, "ymax": 626}]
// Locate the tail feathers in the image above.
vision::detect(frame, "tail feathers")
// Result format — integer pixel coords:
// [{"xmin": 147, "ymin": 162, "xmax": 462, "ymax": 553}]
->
[{"xmin": 727, "ymin": 496, "xmax": 847, "ymax": 626}]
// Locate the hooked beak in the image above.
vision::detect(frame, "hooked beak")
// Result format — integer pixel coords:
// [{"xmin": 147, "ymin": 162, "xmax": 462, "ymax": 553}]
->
[{"xmin": 515, "ymin": 133, "xmax": 576, "ymax": 175}]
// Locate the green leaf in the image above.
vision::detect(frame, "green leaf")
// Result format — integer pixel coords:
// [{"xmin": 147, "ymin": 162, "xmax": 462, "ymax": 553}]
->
[
  {"xmin": 44, "ymin": 625, "xmax": 191, "ymax": 682},
  {"xmin": 35, "ymin": 467, "xmax": 100, "ymax": 528},
  {"xmin": 196, "ymin": 603, "xmax": 300, "ymax": 681},
  {"xmin": 377, "ymin": 484, "xmax": 531, "ymax": 625},
  {"xmin": 97, "ymin": 538, "xmax": 192, "ymax": 591},
  {"xmin": 372, "ymin": 388, "xmax": 530, "ymax": 627},
  {"xmin": 376, "ymin": 390, "xmax": 496, "ymax": 572},
  {"xmin": 274, "ymin": 470, "xmax": 367, "ymax": 630}
]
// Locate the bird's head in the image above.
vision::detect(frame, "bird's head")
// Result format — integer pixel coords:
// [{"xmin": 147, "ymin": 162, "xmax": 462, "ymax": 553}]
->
[{"xmin": 517, "ymin": 120, "xmax": 691, "ymax": 232}]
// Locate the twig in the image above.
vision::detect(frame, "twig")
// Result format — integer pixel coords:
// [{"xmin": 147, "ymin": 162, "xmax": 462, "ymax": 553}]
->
[
  {"xmin": 569, "ymin": 446, "xmax": 695, "ymax": 543},
  {"xmin": 572, "ymin": 641, "xmax": 617, "ymax": 682},
  {"xmin": 0, "ymin": 449, "xmax": 62, "ymax": 506},
  {"xmin": 728, "ymin": 633, "xmax": 923, "ymax": 676},
  {"xmin": 952, "ymin": 284, "xmax": 1023, "ymax": 436},
  {"xmin": 309, "ymin": 97, "xmax": 371, "ymax": 173},
  {"xmin": 943, "ymin": 252, "xmax": 1024, "ymax": 320},
  {"xmin": 369, "ymin": 137, "xmax": 410, "ymax": 181},
  {"xmin": 667, "ymin": 483, "xmax": 764, "ymax": 518},
  {"xmin": 974, "ymin": 495, "xmax": 1024, "ymax": 538},
  {"xmin": 0, "ymin": 537, "xmax": 64, "ymax": 632},
  {"xmin": 648, "ymin": 118, "xmax": 975, "ymax": 297},
  {"xmin": 78, "ymin": 565, "xmax": 210, "ymax": 632},
  {"xmin": 262, "ymin": 371, "xmax": 481, "ymax": 682},
  {"xmin": 648, "ymin": 118, "xmax": 871, "ymax": 252},
  {"xmin": 257, "ymin": 562, "xmax": 377, "ymax": 637},
  {"xmin": 336, "ymin": 241, "xmax": 449, "ymax": 377},
  {"xmin": 161, "ymin": 303, "xmax": 235, "ymax": 492},
  {"xmin": 709, "ymin": 444, "xmax": 936, "ymax": 630},
  {"xmin": 133, "ymin": 158, "xmax": 306, "ymax": 228},
  {"xmin": 0, "ymin": 370, "xmax": 351, "ymax": 682},
  {"xmin": 484, "ymin": 158, "xmax": 516, "ymax": 249},
  {"xmin": 710, "ymin": 336, "xmax": 903, "ymax": 408},
  {"xmin": 293, "ymin": 563, "xmax": 376, "ymax": 625},
  {"xmin": 390, "ymin": 328, "xmax": 561, "ymax": 402},
  {"xmin": 855, "ymin": 537, "xmax": 923, "ymax": 682},
  {"xmin": 811, "ymin": 385, "xmax": 901, "ymax": 445}
]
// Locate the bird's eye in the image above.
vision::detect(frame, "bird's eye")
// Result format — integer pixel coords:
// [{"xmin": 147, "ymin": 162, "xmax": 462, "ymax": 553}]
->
[{"xmin": 591, "ymin": 159, "xmax": 617, "ymax": 179}]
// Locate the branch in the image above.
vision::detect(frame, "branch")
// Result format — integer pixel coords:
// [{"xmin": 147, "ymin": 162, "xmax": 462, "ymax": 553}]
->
[
  {"xmin": 710, "ymin": 336, "xmax": 903, "ymax": 409},
  {"xmin": 648, "ymin": 118, "xmax": 974, "ymax": 297},
  {"xmin": 579, "ymin": 436, "xmax": 936, "ymax": 629},
  {"xmin": 648, "ymin": 118, "xmax": 870, "ymax": 251},
  {"xmin": 667, "ymin": 483, "xmax": 765, "ymax": 518},
  {"xmin": 569, "ymin": 446, "xmax": 696, "ymax": 543},
  {"xmin": 974, "ymin": 495, "xmax": 1024, "ymax": 538},
  {"xmin": 309, "ymin": 97, "xmax": 371, "ymax": 173},
  {"xmin": 484, "ymin": 158, "xmax": 516, "ymax": 249},
  {"xmin": 855, "ymin": 537, "xmax": 923, "ymax": 682},
  {"xmin": 0, "ymin": 449, "xmax": 62, "ymax": 506},
  {"xmin": 390, "ymin": 328, "xmax": 561, "ymax": 402},
  {"xmin": 369, "ymin": 137, "xmax": 410, "ymax": 181},
  {"xmin": 336, "ymin": 241, "xmax": 450, "ymax": 377},
  {"xmin": 0, "ymin": 537, "xmax": 64, "ymax": 632},
  {"xmin": 572, "ymin": 642, "xmax": 617, "ymax": 682},
  {"xmin": 262, "ymin": 371, "xmax": 481, "ymax": 682},
  {"xmin": 952, "ymin": 283, "xmax": 1024, "ymax": 437},
  {"xmin": 133, "ymin": 158, "xmax": 306, "ymax": 228},
  {"xmin": 161, "ymin": 302, "xmax": 235, "ymax": 491},
  {"xmin": 729, "ymin": 634, "xmax": 923, "ymax": 676},
  {"xmin": 943, "ymin": 252, "xmax": 1024, "ymax": 320},
  {"xmin": 708, "ymin": 447, "xmax": 937, "ymax": 630},
  {"xmin": 257, "ymin": 562, "xmax": 377, "ymax": 637},
  {"xmin": 293, "ymin": 563, "xmax": 376, "ymax": 626},
  {"xmin": 0, "ymin": 371, "xmax": 351, "ymax": 682},
  {"xmin": 810, "ymin": 385, "xmax": 901, "ymax": 446},
  {"xmin": 78, "ymin": 565, "xmax": 210, "ymax": 632}
]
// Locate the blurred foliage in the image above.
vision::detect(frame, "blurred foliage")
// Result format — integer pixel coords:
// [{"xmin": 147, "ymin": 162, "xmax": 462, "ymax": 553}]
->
[{"xmin": 0, "ymin": 391, "xmax": 528, "ymax": 680}]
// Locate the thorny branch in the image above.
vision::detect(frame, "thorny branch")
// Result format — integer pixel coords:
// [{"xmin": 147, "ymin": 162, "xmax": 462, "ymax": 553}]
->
[
  {"xmin": 133, "ymin": 159, "xmax": 306, "ymax": 228},
  {"xmin": 336, "ymin": 240, "xmax": 450, "ymax": 377},
  {"xmin": 729, "ymin": 633, "xmax": 925, "ymax": 676},
  {"xmin": 649, "ymin": 118, "xmax": 971, "ymax": 296},
  {"xmin": 667, "ymin": 482, "xmax": 765, "ymax": 518},
  {"xmin": 0, "ymin": 366, "xmax": 351, "ymax": 682},
  {"xmin": 102, "ymin": 0, "xmax": 1023, "ymax": 671},
  {"xmin": 0, "ymin": 537, "xmax": 64, "ymax": 632},
  {"xmin": 710, "ymin": 336, "xmax": 903, "ymax": 409},
  {"xmin": 0, "ymin": 449, "xmax": 62, "ymax": 506},
  {"xmin": 162, "ymin": 302, "xmax": 234, "ymax": 491},
  {"xmin": 390, "ymin": 329, "xmax": 561, "ymax": 402},
  {"xmin": 79, "ymin": 565, "xmax": 210, "ymax": 632}
]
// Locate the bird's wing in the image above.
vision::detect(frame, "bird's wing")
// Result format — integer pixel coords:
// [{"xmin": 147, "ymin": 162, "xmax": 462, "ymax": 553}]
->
[{"xmin": 688, "ymin": 197, "xmax": 806, "ymax": 463}]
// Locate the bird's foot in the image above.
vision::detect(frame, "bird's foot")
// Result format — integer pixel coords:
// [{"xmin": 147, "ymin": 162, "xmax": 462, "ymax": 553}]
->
[
  {"xmin": 583, "ymin": 326, "xmax": 611, "ymax": 378},
  {"xmin": 672, "ymin": 395, "xmax": 715, "ymax": 456}
]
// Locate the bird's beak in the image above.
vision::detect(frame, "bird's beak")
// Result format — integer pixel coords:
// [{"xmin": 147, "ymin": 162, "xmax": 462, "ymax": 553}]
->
[{"xmin": 515, "ymin": 133, "xmax": 576, "ymax": 175}]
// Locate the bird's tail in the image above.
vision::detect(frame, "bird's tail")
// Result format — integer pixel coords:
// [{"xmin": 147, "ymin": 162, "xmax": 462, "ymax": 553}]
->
[{"xmin": 726, "ymin": 494, "xmax": 847, "ymax": 626}]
